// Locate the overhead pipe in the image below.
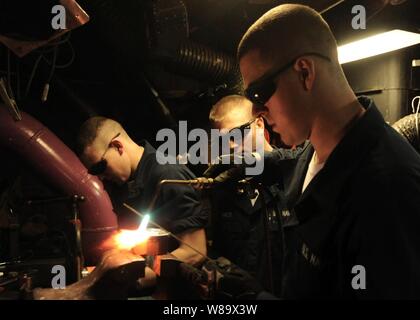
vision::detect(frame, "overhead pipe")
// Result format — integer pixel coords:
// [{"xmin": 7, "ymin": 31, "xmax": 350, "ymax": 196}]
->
[{"xmin": 0, "ymin": 105, "xmax": 118, "ymax": 265}]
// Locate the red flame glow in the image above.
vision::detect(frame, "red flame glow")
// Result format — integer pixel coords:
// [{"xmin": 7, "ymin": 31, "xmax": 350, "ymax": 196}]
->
[{"xmin": 102, "ymin": 214, "xmax": 151, "ymax": 250}]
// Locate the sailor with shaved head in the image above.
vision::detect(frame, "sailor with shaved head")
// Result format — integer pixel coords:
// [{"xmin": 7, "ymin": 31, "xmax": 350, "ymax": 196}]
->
[
  {"xmin": 77, "ymin": 116, "xmax": 209, "ymax": 292},
  {"xmin": 213, "ymin": 4, "xmax": 420, "ymax": 299}
]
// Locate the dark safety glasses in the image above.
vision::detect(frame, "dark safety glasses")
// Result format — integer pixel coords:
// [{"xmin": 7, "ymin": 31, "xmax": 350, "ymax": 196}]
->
[
  {"xmin": 212, "ymin": 118, "xmax": 257, "ymax": 147},
  {"xmin": 229, "ymin": 118, "xmax": 257, "ymax": 135},
  {"xmin": 244, "ymin": 52, "xmax": 331, "ymax": 107},
  {"xmin": 88, "ymin": 132, "xmax": 121, "ymax": 175}
]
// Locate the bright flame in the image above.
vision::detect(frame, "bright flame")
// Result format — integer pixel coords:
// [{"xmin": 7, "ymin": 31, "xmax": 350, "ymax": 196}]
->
[
  {"xmin": 111, "ymin": 214, "xmax": 151, "ymax": 250},
  {"xmin": 338, "ymin": 30, "xmax": 420, "ymax": 64},
  {"xmin": 138, "ymin": 214, "xmax": 150, "ymax": 234}
]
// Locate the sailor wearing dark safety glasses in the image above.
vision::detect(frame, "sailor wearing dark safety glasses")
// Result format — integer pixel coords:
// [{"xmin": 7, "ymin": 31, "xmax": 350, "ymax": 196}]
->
[
  {"xmin": 86, "ymin": 132, "xmax": 122, "ymax": 177},
  {"xmin": 206, "ymin": 3, "xmax": 420, "ymax": 299},
  {"xmin": 76, "ymin": 116, "xmax": 209, "ymax": 293},
  {"xmin": 205, "ymin": 94, "xmax": 289, "ymax": 297}
]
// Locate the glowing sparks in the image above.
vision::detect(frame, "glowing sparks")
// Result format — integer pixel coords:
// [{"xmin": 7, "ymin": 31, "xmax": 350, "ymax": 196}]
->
[
  {"xmin": 110, "ymin": 214, "xmax": 151, "ymax": 250},
  {"xmin": 138, "ymin": 214, "xmax": 150, "ymax": 234}
]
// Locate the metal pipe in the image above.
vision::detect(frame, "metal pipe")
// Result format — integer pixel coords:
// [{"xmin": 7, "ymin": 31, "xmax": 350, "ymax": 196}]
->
[{"xmin": 0, "ymin": 105, "xmax": 118, "ymax": 265}]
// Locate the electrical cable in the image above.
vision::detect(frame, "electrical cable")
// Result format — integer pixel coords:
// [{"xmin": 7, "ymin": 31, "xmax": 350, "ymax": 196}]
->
[
  {"xmin": 24, "ymin": 54, "xmax": 43, "ymax": 98},
  {"xmin": 42, "ymin": 45, "xmax": 58, "ymax": 102},
  {"xmin": 42, "ymin": 40, "xmax": 75, "ymax": 69},
  {"xmin": 16, "ymin": 58, "xmax": 20, "ymax": 101},
  {"xmin": 23, "ymin": 32, "xmax": 74, "ymax": 99},
  {"xmin": 47, "ymin": 46, "xmax": 58, "ymax": 82},
  {"xmin": 6, "ymin": 49, "xmax": 15, "ymax": 100}
]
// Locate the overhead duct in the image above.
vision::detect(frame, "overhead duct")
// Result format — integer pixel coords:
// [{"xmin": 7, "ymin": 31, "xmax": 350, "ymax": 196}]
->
[
  {"xmin": 0, "ymin": 106, "xmax": 119, "ymax": 265},
  {"xmin": 148, "ymin": 0, "xmax": 242, "ymax": 89},
  {"xmin": 174, "ymin": 41, "xmax": 240, "ymax": 85},
  {"xmin": 77, "ymin": 0, "xmax": 243, "ymax": 101}
]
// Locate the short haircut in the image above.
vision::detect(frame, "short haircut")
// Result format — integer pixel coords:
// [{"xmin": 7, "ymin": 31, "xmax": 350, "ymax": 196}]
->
[
  {"xmin": 209, "ymin": 95, "xmax": 252, "ymax": 125},
  {"xmin": 237, "ymin": 4, "xmax": 338, "ymax": 66},
  {"xmin": 77, "ymin": 116, "xmax": 126, "ymax": 155}
]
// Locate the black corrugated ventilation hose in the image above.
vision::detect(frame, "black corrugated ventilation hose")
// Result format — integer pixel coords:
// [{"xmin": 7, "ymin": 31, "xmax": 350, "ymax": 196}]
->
[
  {"xmin": 176, "ymin": 42, "xmax": 235, "ymax": 82},
  {"xmin": 392, "ymin": 114, "xmax": 420, "ymax": 154},
  {"xmin": 80, "ymin": 0, "xmax": 244, "ymax": 102},
  {"xmin": 174, "ymin": 41, "xmax": 243, "ymax": 93},
  {"xmin": 148, "ymin": 0, "xmax": 242, "ymax": 91}
]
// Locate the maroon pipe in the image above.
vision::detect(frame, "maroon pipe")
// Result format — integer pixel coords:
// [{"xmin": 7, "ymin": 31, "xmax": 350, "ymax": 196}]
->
[{"xmin": 0, "ymin": 105, "xmax": 118, "ymax": 265}]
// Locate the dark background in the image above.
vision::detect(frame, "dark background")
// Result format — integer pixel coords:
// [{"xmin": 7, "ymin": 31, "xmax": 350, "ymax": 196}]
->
[
  {"xmin": 1, "ymin": 0, "xmax": 419, "ymax": 147},
  {"xmin": 0, "ymin": 0, "xmax": 419, "ymax": 282}
]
